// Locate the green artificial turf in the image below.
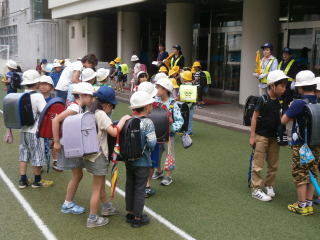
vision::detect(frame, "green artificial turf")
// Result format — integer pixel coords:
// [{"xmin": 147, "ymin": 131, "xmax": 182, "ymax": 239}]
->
[{"xmin": 0, "ymin": 88, "xmax": 320, "ymax": 240}]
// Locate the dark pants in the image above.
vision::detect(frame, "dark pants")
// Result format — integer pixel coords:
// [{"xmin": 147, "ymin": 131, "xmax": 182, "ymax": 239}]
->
[
  {"xmin": 282, "ymin": 82, "xmax": 293, "ymax": 111},
  {"xmin": 197, "ymin": 86, "xmax": 204, "ymax": 102},
  {"xmin": 56, "ymin": 90, "xmax": 68, "ymax": 103},
  {"xmin": 125, "ymin": 164, "xmax": 150, "ymax": 218},
  {"xmin": 7, "ymin": 85, "xmax": 17, "ymax": 94}
]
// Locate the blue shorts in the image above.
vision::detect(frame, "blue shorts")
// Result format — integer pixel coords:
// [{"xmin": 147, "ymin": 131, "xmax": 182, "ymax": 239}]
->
[{"xmin": 151, "ymin": 143, "xmax": 160, "ymax": 168}]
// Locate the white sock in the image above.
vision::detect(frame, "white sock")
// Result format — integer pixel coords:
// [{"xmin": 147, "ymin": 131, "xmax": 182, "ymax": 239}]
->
[
  {"xmin": 64, "ymin": 200, "xmax": 71, "ymax": 205},
  {"xmin": 53, "ymin": 159, "xmax": 57, "ymax": 162}
]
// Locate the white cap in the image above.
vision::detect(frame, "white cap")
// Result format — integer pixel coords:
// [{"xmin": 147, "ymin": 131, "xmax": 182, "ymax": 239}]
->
[
  {"xmin": 96, "ymin": 68, "xmax": 110, "ymax": 82},
  {"xmin": 295, "ymin": 70, "xmax": 317, "ymax": 87},
  {"xmin": 77, "ymin": 57, "xmax": 82, "ymax": 60},
  {"xmin": 21, "ymin": 70, "xmax": 41, "ymax": 85},
  {"xmin": 138, "ymin": 81, "xmax": 158, "ymax": 97},
  {"xmin": 71, "ymin": 82, "xmax": 95, "ymax": 95},
  {"xmin": 129, "ymin": 91, "xmax": 155, "ymax": 109},
  {"xmin": 137, "ymin": 71, "xmax": 149, "ymax": 80},
  {"xmin": 65, "ymin": 58, "xmax": 70, "ymax": 62},
  {"xmin": 53, "ymin": 62, "xmax": 62, "ymax": 68},
  {"xmin": 81, "ymin": 68, "xmax": 97, "ymax": 82},
  {"xmin": 154, "ymin": 73, "xmax": 168, "ymax": 82},
  {"xmin": 131, "ymin": 55, "xmax": 139, "ymax": 61},
  {"xmin": 6, "ymin": 59, "xmax": 17, "ymax": 70},
  {"xmin": 53, "ymin": 59, "xmax": 59, "ymax": 63},
  {"xmin": 315, "ymin": 77, "xmax": 320, "ymax": 91},
  {"xmin": 40, "ymin": 75, "xmax": 54, "ymax": 86},
  {"xmin": 267, "ymin": 70, "xmax": 289, "ymax": 86},
  {"xmin": 155, "ymin": 78, "xmax": 173, "ymax": 92}
]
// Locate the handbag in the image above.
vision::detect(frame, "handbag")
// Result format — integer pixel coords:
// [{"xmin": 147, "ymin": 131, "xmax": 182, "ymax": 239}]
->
[
  {"xmin": 181, "ymin": 132, "xmax": 193, "ymax": 149},
  {"xmin": 164, "ymin": 138, "xmax": 175, "ymax": 171},
  {"xmin": 3, "ymin": 128, "xmax": 13, "ymax": 144}
]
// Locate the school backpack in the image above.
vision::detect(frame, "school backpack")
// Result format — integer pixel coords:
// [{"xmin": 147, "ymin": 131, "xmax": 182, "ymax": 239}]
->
[
  {"xmin": 147, "ymin": 108, "xmax": 170, "ymax": 143},
  {"xmin": 300, "ymin": 98, "xmax": 320, "ymax": 146},
  {"xmin": 11, "ymin": 72, "xmax": 23, "ymax": 89},
  {"xmin": 243, "ymin": 94, "xmax": 283, "ymax": 126},
  {"xmin": 107, "ymin": 118, "xmax": 142, "ymax": 161},
  {"xmin": 175, "ymin": 101, "xmax": 190, "ymax": 132},
  {"xmin": 199, "ymin": 71, "xmax": 211, "ymax": 87},
  {"xmin": 36, "ymin": 97, "xmax": 66, "ymax": 139},
  {"xmin": 62, "ymin": 112, "xmax": 99, "ymax": 158},
  {"xmin": 180, "ymin": 84, "xmax": 197, "ymax": 103},
  {"xmin": 140, "ymin": 64, "xmax": 147, "ymax": 73},
  {"xmin": 119, "ymin": 64, "xmax": 129, "ymax": 75},
  {"xmin": 3, "ymin": 92, "xmax": 37, "ymax": 129}
]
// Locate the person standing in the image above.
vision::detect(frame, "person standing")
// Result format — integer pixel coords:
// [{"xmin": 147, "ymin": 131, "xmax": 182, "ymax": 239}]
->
[
  {"xmin": 257, "ymin": 43, "xmax": 278, "ymax": 95},
  {"xmin": 157, "ymin": 43, "xmax": 169, "ymax": 70},
  {"xmin": 170, "ymin": 45, "xmax": 184, "ymax": 72},
  {"xmin": 278, "ymin": 47, "xmax": 299, "ymax": 111}
]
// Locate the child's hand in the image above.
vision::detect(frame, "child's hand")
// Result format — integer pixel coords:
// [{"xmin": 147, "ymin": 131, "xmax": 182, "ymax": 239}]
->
[
  {"xmin": 122, "ymin": 115, "xmax": 133, "ymax": 121},
  {"xmin": 249, "ymin": 137, "xmax": 256, "ymax": 147},
  {"xmin": 53, "ymin": 142, "xmax": 62, "ymax": 153}
]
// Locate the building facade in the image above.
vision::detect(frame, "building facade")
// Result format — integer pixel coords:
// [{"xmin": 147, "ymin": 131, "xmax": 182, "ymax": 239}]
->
[{"xmin": 49, "ymin": 0, "xmax": 320, "ymax": 106}]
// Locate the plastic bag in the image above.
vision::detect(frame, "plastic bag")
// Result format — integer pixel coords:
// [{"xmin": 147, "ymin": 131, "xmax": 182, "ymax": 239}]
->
[
  {"xmin": 3, "ymin": 128, "xmax": 13, "ymax": 144},
  {"xmin": 182, "ymin": 132, "xmax": 193, "ymax": 149},
  {"xmin": 299, "ymin": 144, "xmax": 315, "ymax": 166}
]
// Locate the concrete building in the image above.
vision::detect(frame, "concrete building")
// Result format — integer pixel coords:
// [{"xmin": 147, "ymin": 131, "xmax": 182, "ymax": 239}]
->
[
  {"xmin": 49, "ymin": 0, "xmax": 320, "ymax": 107},
  {"xmin": 0, "ymin": 0, "xmax": 68, "ymax": 71}
]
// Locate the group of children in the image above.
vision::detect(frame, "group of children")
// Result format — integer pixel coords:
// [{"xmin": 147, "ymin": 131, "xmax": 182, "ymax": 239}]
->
[{"xmin": 250, "ymin": 68, "xmax": 320, "ymax": 216}]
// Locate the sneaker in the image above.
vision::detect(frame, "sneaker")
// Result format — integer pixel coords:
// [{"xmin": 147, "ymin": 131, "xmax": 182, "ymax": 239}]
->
[
  {"xmin": 252, "ymin": 189, "xmax": 272, "ymax": 202},
  {"xmin": 121, "ymin": 89, "xmax": 124, "ymax": 93},
  {"xmin": 201, "ymin": 102, "xmax": 205, "ymax": 106},
  {"xmin": 177, "ymin": 131, "xmax": 184, "ymax": 135},
  {"xmin": 87, "ymin": 216, "xmax": 109, "ymax": 228},
  {"xmin": 161, "ymin": 175, "xmax": 172, "ymax": 186},
  {"xmin": 314, "ymin": 198, "xmax": 320, "ymax": 205},
  {"xmin": 113, "ymin": 87, "xmax": 117, "ymax": 90},
  {"xmin": 118, "ymin": 89, "xmax": 121, "ymax": 92},
  {"xmin": 265, "ymin": 186, "xmax": 275, "ymax": 197},
  {"xmin": 196, "ymin": 104, "xmax": 202, "ymax": 109},
  {"xmin": 101, "ymin": 204, "xmax": 119, "ymax": 216},
  {"xmin": 131, "ymin": 215, "xmax": 150, "ymax": 228},
  {"xmin": 306, "ymin": 206, "xmax": 314, "ymax": 216},
  {"xmin": 288, "ymin": 202, "xmax": 308, "ymax": 216},
  {"xmin": 125, "ymin": 213, "xmax": 147, "ymax": 223},
  {"xmin": 188, "ymin": 132, "xmax": 194, "ymax": 137},
  {"xmin": 61, "ymin": 201, "xmax": 85, "ymax": 214},
  {"xmin": 151, "ymin": 170, "xmax": 164, "ymax": 180},
  {"xmin": 145, "ymin": 188, "xmax": 155, "ymax": 198},
  {"xmin": 32, "ymin": 179, "xmax": 53, "ymax": 188},
  {"xmin": 52, "ymin": 161, "xmax": 63, "ymax": 172},
  {"xmin": 19, "ymin": 179, "xmax": 31, "ymax": 189}
]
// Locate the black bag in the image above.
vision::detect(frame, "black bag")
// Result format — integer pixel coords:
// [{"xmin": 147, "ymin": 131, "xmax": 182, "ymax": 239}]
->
[
  {"xmin": 108, "ymin": 118, "xmax": 142, "ymax": 161},
  {"xmin": 11, "ymin": 72, "xmax": 22, "ymax": 89},
  {"xmin": 199, "ymin": 72, "xmax": 207, "ymax": 87},
  {"xmin": 302, "ymin": 103, "xmax": 320, "ymax": 146},
  {"xmin": 175, "ymin": 101, "xmax": 189, "ymax": 132},
  {"xmin": 243, "ymin": 95, "xmax": 267, "ymax": 126},
  {"xmin": 147, "ymin": 108, "xmax": 170, "ymax": 143}
]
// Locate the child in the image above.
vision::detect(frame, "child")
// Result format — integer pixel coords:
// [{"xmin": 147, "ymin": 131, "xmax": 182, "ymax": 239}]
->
[
  {"xmin": 250, "ymin": 70, "xmax": 288, "ymax": 201},
  {"xmin": 109, "ymin": 61, "xmax": 117, "ymax": 90},
  {"xmin": 170, "ymin": 78, "xmax": 179, "ymax": 98},
  {"xmin": 131, "ymin": 55, "xmax": 141, "ymax": 80},
  {"xmin": 159, "ymin": 66, "xmax": 168, "ymax": 75},
  {"xmin": 94, "ymin": 68, "xmax": 110, "ymax": 88},
  {"xmin": 2, "ymin": 60, "xmax": 18, "ymax": 94},
  {"xmin": 52, "ymin": 82, "xmax": 94, "ymax": 214},
  {"xmin": 316, "ymin": 77, "xmax": 320, "ymax": 98},
  {"xmin": 85, "ymin": 86, "xmax": 131, "ymax": 228},
  {"xmin": 39, "ymin": 76, "xmax": 60, "ymax": 172},
  {"xmin": 152, "ymin": 78, "xmax": 184, "ymax": 186},
  {"xmin": 126, "ymin": 91, "xmax": 156, "ymax": 227},
  {"xmin": 134, "ymin": 71, "xmax": 149, "ymax": 91},
  {"xmin": 112, "ymin": 57, "xmax": 124, "ymax": 93},
  {"xmin": 170, "ymin": 66, "xmax": 181, "ymax": 85},
  {"xmin": 67, "ymin": 68, "xmax": 97, "ymax": 103},
  {"xmin": 49, "ymin": 62, "xmax": 63, "ymax": 89},
  {"xmin": 191, "ymin": 61, "xmax": 205, "ymax": 108},
  {"xmin": 59, "ymin": 60, "xmax": 65, "ymax": 69},
  {"xmin": 19, "ymin": 70, "xmax": 53, "ymax": 188},
  {"xmin": 281, "ymin": 70, "xmax": 319, "ymax": 215}
]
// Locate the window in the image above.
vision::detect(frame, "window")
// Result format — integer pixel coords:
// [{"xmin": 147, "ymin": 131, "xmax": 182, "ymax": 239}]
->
[
  {"xmin": 0, "ymin": 25, "xmax": 18, "ymax": 55},
  {"xmin": 71, "ymin": 27, "xmax": 75, "ymax": 38},
  {"xmin": 82, "ymin": 26, "xmax": 85, "ymax": 38}
]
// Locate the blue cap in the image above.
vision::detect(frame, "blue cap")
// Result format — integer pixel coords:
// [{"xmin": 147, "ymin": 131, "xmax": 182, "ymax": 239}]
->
[
  {"xmin": 93, "ymin": 86, "xmax": 118, "ymax": 105},
  {"xmin": 41, "ymin": 58, "xmax": 47, "ymax": 63},
  {"xmin": 172, "ymin": 45, "xmax": 181, "ymax": 50},
  {"xmin": 261, "ymin": 43, "xmax": 273, "ymax": 49},
  {"xmin": 283, "ymin": 47, "xmax": 292, "ymax": 54}
]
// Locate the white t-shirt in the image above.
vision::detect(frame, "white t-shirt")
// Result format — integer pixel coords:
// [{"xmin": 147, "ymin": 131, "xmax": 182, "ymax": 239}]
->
[
  {"xmin": 55, "ymin": 61, "xmax": 83, "ymax": 91},
  {"xmin": 60, "ymin": 103, "xmax": 83, "ymax": 145},
  {"xmin": 20, "ymin": 90, "xmax": 47, "ymax": 134},
  {"xmin": 134, "ymin": 63, "xmax": 141, "ymax": 73}
]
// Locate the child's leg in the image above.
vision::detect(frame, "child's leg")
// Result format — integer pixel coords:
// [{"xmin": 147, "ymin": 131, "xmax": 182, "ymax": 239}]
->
[
  {"xmin": 20, "ymin": 162, "xmax": 27, "ymax": 175},
  {"xmin": 146, "ymin": 168, "xmax": 154, "ymax": 188},
  {"xmin": 119, "ymin": 81, "xmax": 123, "ymax": 90},
  {"xmin": 265, "ymin": 138, "xmax": 280, "ymax": 188},
  {"xmin": 52, "ymin": 150, "xmax": 57, "ymax": 160},
  {"xmin": 187, "ymin": 105, "xmax": 194, "ymax": 134},
  {"xmin": 156, "ymin": 143, "xmax": 165, "ymax": 172},
  {"xmin": 100, "ymin": 179, "xmax": 107, "ymax": 204},
  {"xmin": 90, "ymin": 175, "xmax": 105, "ymax": 215},
  {"xmin": 297, "ymin": 184, "xmax": 307, "ymax": 202},
  {"xmin": 19, "ymin": 132, "xmax": 29, "ymax": 176},
  {"xmin": 125, "ymin": 164, "xmax": 136, "ymax": 214},
  {"xmin": 133, "ymin": 167, "xmax": 150, "ymax": 219},
  {"xmin": 65, "ymin": 166, "xmax": 83, "ymax": 202}
]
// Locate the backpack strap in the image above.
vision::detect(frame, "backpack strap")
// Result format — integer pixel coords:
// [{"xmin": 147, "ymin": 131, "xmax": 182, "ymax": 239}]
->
[{"xmin": 294, "ymin": 98, "xmax": 313, "ymax": 141}]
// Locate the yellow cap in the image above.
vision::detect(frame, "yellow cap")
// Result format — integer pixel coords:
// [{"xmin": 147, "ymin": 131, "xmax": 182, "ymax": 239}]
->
[
  {"xmin": 109, "ymin": 61, "xmax": 115, "ymax": 66},
  {"xmin": 169, "ymin": 70, "xmax": 177, "ymax": 77},
  {"xmin": 172, "ymin": 66, "xmax": 179, "ymax": 72},
  {"xmin": 59, "ymin": 60, "xmax": 65, "ymax": 64},
  {"xmin": 191, "ymin": 67, "xmax": 196, "ymax": 74},
  {"xmin": 181, "ymin": 71, "xmax": 193, "ymax": 81},
  {"xmin": 159, "ymin": 66, "xmax": 168, "ymax": 73},
  {"xmin": 192, "ymin": 61, "xmax": 201, "ymax": 68},
  {"xmin": 170, "ymin": 78, "xmax": 179, "ymax": 88},
  {"xmin": 114, "ymin": 57, "xmax": 121, "ymax": 63}
]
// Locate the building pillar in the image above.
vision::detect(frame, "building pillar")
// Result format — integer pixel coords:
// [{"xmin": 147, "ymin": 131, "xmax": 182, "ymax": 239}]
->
[
  {"xmin": 165, "ymin": 3, "xmax": 194, "ymax": 68},
  {"xmin": 117, "ymin": 11, "xmax": 140, "ymax": 80},
  {"xmin": 239, "ymin": 0, "xmax": 281, "ymax": 106},
  {"xmin": 87, "ymin": 17, "xmax": 104, "ymax": 61}
]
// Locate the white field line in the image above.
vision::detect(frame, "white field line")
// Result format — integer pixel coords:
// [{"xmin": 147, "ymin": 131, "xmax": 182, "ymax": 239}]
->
[
  {"xmin": 105, "ymin": 180, "xmax": 196, "ymax": 240},
  {"xmin": 0, "ymin": 168, "xmax": 57, "ymax": 240},
  {"xmin": 0, "ymin": 110, "xmax": 3, "ymax": 114}
]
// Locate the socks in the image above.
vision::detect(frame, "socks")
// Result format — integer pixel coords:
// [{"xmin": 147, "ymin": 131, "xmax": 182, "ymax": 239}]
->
[
  {"xmin": 53, "ymin": 159, "xmax": 57, "ymax": 162},
  {"xmin": 34, "ymin": 175, "xmax": 41, "ymax": 183},
  {"xmin": 306, "ymin": 199, "xmax": 313, "ymax": 207},
  {"xmin": 103, "ymin": 202, "xmax": 112, "ymax": 208},
  {"xmin": 64, "ymin": 200, "xmax": 71, "ymax": 206},
  {"xmin": 298, "ymin": 201, "xmax": 307, "ymax": 208},
  {"xmin": 20, "ymin": 175, "xmax": 27, "ymax": 182},
  {"xmin": 89, "ymin": 214, "xmax": 97, "ymax": 221},
  {"xmin": 146, "ymin": 187, "xmax": 151, "ymax": 190}
]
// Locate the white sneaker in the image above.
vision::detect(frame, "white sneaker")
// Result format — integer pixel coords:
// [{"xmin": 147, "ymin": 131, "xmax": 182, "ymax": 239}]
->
[
  {"xmin": 265, "ymin": 186, "xmax": 275, "ymax": 197},
  {"xmin": 252, "ymin": 189, "xmax": 272, "ymax": 202}
]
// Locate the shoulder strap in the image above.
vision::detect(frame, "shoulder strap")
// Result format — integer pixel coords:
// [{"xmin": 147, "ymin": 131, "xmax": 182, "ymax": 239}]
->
[
  {"xmin": 260, "ymin": 94, "xmax": 268, "ymax": 114},
  {"xmin": 29, "ymin": 91, "xmax": 37, "ymax": 95}
]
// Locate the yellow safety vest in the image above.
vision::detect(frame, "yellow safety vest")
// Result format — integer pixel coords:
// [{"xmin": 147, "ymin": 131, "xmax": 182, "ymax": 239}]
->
[
  {"xmin": 120, "ymin": 64, "xmax": 129, "ymax": 75},
  {"xmin": 171, "ymin": 55, "xmax": 183, "ymax": 68},
  {"xmin": 180, "ymin": 84, "xmax": 197, "ymax": 103},
  {"xmin": 260, "ymin": 58, "xmax": 275, "ymax": 84},
  {"xmin": 278, "ymin": 59, "xmax": 295, "ymax": 81}
]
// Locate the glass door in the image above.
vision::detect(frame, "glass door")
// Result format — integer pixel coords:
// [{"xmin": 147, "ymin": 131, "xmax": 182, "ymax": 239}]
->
[
  {"xmin": 210, "ymin": 33, "xmax": 225, "ymax": 89},
  {"xmin": 313, "ymin": 29, "xmax": 320, "ymax": 76}
]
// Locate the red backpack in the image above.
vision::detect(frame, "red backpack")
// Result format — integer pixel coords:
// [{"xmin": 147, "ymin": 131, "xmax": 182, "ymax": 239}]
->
[{"xmin": 140, "ymin": 64, "xmax": 147, "ymax": 73}]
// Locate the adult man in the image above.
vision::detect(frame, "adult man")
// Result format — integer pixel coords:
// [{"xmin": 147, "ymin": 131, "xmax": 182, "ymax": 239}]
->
[{"xmin": 278, "ymin": 47, "xmax": 299, "ymax": 110}]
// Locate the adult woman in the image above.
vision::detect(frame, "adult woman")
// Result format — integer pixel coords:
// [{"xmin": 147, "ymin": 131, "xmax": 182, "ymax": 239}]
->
[
  {"xmin": 257, "ymin": 43, "xmax": 278, "ymax": 95},
  {"xmin": 157, "ymin": 43, "xmax": 169, "ymax": 70},
  {"xmin": 170, "ymin": 45, "xmax": 185, "ymax": 72}
]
